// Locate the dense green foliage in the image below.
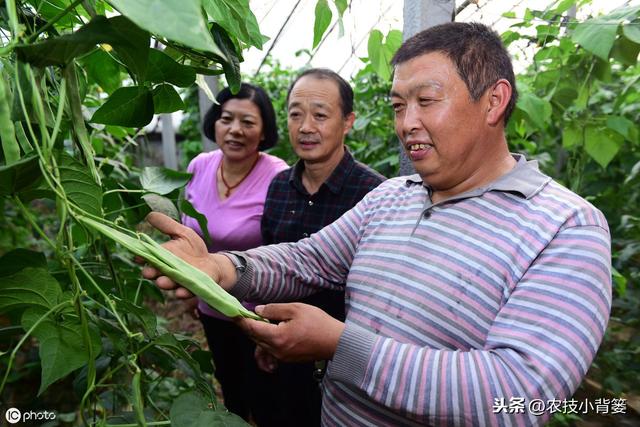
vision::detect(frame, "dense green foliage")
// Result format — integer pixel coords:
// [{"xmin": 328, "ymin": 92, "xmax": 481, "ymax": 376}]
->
[
  {"xmin": 0, "ymin": 0, "xmax": 638, "ymax": 425},
  {"xmin": 0, "ymin": 0, "xmax": 266, "ymax": 425}
]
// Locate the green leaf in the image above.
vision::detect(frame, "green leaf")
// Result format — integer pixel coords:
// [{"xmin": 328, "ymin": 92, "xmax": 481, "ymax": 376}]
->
[
  {"xmin": 610, "ymin": 36, "xmax": 640, "ymax": 66},
  {"xmin": 572, "ymin": 19, "xmax": 618, "ymax": 60},
  {"xmin": 58, "ymin": 151, "xmax": 103, "ymax": 217},
  {"xmin": 202, "ymin": 0, "xmax": 267, "ymax": 49},
  {"xmin": 22, "ymin": 308, "xmax": 101, "ymax": 395},
  {"xmin": 0, "ymin": 154, "xmax": 42, "ymax": 197},
  {"xmin": 313, "ymin": 0, "xmax": 333, "ymax": 49},
  {"xmin": 115, "ymin": 298, "xmax": 158, "ymax": 337},
  {"xmin": 110, "ymin": 0, "xmax": 226, "ymax": 59},
  {"xmin": 140, "ymin": 167, "xmax": 192, "ymax": 195},
  {"xmin": 385, "ymin": 30, "xmax": 403, "ymax": 54},
  {"xmin": 179, "ymin": 199, "xmax": 213, "ymax": 247},
  {"xmin": 606, "ymin": 116, "xmax": 636, "ymax": 140},
  {"xmin": 81, "ymin": 49, "xmax": 122, "ymax": 94},
  {"xmin": 15, "ymin": 16, "xmax": 149, "ymax": 72},
  {"xmin": 516, "ymin": 92, "xmax": 552, "ymax": 130},
  {"xmin": 584, "ymin": 125, "xmax": 623, "ymax": 168},
  {"xmin": 152, "ymin": 84, "xmax": 185, "ymax": 114},
  {"xmin": 368, "ymin": 30, "xmax": 392, "ymax": 80},
  {"xmin": 210, "ymin": 23, "xmax": 241, "ymax": 93},
  {"xmin": 108, "ymin": 16, "xmax": 151, "ymax": 82},
  {"xmin": 0, "ymin": 249, "xmax": 47, "ymax": 277},
  {"xmin": 0, "ymin": 268, "xmax": 62, "ymax": 315},
  {"xmin": 623, "ymin": 23, "xmax": 640, "ymax": 44},
  {"xmin": 29, "ymin": 0, "xmax": 81, "ymax": 29},
  {"xmin": 91, "ymin": 86, "xmax": 154, "ymax": 128},
  {"xmin": 334, "ymin": 0, "xmax": 348, "ymax": 16},
  {"xmin": 146, "ymin": 50, "xmax": 196, "ymax": 87},
  {"xmin": 562, "ymin": 124, "xmax": 582, "ymax": 149},
  {"xmin": 170, "ymin": 391, "xmax": 247, "ymax": 427},
  {"xmin": 611, "ymin": 267, "xmax": 627, "ymax": 296},
  {"xmin": 142, "ymin": 193, "xmax": 180, "ymax": 220}
]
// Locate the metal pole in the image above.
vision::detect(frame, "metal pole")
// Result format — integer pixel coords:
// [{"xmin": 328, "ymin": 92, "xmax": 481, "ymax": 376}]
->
[
  {"xmin": 398, "ymin": 0, "xmax": 454, "ymax": 176},
  {"xmin": 161, "ymin": 114, "xmax": 177, "ymax": 169},
  {"xmin": 198, "ymin": 75, "xmax": 218, "ymax": 152}
]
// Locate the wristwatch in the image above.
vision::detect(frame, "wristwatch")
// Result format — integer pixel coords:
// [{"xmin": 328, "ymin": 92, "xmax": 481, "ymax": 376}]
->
[{"xmin": 226, "ymin": 253, "xmax": 247, "ymax": 276}]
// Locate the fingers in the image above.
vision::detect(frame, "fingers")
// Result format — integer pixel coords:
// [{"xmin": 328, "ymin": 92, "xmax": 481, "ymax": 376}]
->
[
  {"xmin": 255, "ymin": 303, "xmax": 299, "ymax": 322},
  {"xmin": 237, "ymin": 317, "xmax": 280, "ymax": 348},
  {"xmin": 146, "ymin": 212, "xmax": 189, "ymax": 238}
]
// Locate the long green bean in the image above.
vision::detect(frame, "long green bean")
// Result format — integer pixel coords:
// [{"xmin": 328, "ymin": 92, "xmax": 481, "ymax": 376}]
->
[{"xmin": 77, "ymin": 215, "xmax": 263, "ymax": 320}]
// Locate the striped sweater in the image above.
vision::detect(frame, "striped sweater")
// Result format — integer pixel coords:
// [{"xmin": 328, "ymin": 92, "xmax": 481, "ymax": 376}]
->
[{"xmin": 231, "ymin": 156, "xmax": 612, "ymax": 426}]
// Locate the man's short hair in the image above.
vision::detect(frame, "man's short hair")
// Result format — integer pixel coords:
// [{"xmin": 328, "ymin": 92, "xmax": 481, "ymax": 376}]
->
[
  {"xmin": 203, "ymin": 83, "xmax": 278, "ymax": 150},
  {"xmin": 286, "ymin": 68, "xmax": 354, "ymax": 118},
  {"xmin": 391, "ymin": 22, "xmax": 518, "ymax": 124}
]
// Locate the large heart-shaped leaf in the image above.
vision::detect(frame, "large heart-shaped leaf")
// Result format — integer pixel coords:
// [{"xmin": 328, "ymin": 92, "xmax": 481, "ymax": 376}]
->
[
  {"xmin": 140, "ymin": 167, "xmax": 192, "ymax": 195},
  {"xmin": 0, "ymin": 154, "xmax": 42, "ymax": 197},
  {"xmin": 0, "ymin": 267, "xmax": 62, "ymax": 315},
  {"xmin": 0, "ymin": 249, "xmax": 47, "ymax": 277},
  {"xmin": 81, "ymin": 49, "xmax": 122, "ymax": 94},
  {"xmin": 110, "ymin": 0, "xmax": 226, "ymax": 59},
  {"xmin": 15, "ymin": 15, "xmax": 149, "ymax": 75},
  {"xmin": 58, "ymin": 151, "xmax": 103, "ymax": 217},
  {"xmin": 516, "ymin": 92, "xmax": 552, "ymax": 130},
  {"xmin": 584, "ymin": 125, "xmax": 624, "ymax": 168},
  {"xmin": 152, "ymin": 84, "xmax": 185, "ymax": 114},
  {"xmin": 91, "ymin": 86, "xmax": 154, "ymax": 128},
  {"xmin": 146, "ymin": 49, "xmax": 196, "ymax": 87},
  {"xmin": 22, "ymin": 309, "xmax": 102, "ymax": 395}
]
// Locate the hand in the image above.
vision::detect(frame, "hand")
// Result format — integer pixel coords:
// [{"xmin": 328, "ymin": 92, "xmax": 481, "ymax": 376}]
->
[
  {"xmin": 236, "ymin": 303, "xmax": 345, "ymax": 362},
  {"xmin": 254, "ymin": 345, "xmax": 278, "ymax": 373},
  {"xmin": 141, "ymin": 212, "xmax": 237, "ymax": 297}
]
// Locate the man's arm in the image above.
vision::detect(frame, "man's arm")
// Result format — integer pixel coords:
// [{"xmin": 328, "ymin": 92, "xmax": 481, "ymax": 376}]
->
[{"xmin": 327, "ymin": 224, "xmax": 611, "ymax": 425}]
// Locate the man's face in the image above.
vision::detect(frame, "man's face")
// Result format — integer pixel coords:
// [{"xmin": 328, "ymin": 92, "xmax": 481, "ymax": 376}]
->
[
  {"xmin": 391, "ymin": 52, "xmax": 490, "ymax": 191},
  {"xmin": 287, "ymin": 76, "xmax": 354, "ymax": 165}
]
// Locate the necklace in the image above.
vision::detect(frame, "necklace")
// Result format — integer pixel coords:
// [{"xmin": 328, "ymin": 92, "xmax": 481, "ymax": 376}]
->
[{"xmin": 219, "ymin": 154, "xmax": 260, "ymax": 198}]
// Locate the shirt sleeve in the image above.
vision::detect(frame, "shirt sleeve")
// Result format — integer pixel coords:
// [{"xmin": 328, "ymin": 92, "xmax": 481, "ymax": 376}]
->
[
  {"xmin": 329, "ymin": 224, "xmax": 612, "ymax": 426},
  {"xmin": 231, "ymin": 192, "xmax": 372, "ymax": 303}
]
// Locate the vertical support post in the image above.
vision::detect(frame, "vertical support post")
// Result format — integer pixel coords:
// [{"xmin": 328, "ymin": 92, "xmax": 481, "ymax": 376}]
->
[
  {"xmin": 161, "ymin": 114, "xmax": 177, "ymax": 170},
  {"xmin": 198, "ymin": 75, "xmax": 218, "ymax": 152},
  {"xmin": 398, "ymin": 0, "xmax": 455, "ymax": 176}
]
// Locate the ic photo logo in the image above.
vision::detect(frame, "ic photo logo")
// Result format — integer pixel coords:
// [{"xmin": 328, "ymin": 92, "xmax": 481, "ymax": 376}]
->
[
  {"xmin": 5, "ymin": 408, "xmax": 21, "ymax": 424},
  {"xmin": 4, "ymin": 407, "xmax": 56, "ymax": 424}
]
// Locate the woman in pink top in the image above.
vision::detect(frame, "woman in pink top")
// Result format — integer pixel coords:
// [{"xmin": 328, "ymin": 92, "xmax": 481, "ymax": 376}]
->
[{"xmin": 182, "ymin": 83, "xmax": 287, "ymax": 421}]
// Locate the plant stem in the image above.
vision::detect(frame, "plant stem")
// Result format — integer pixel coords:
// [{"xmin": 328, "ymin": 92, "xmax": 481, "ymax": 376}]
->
[
  {"xmin": 5, "ymin": 0, "xmax": 20, "ymax": 40},
  {"xmin": 14, "ymin": 196, "xmax": 57, "ymax": 252},
  {"xmin": 69, "ymin": 256, "xmax": 139, "ymax": 340},
  {"xmin": 27, "ymin": 0, "xmax": 86, "ymax": 42},
  {"xmin": 103, "ymin": 188, "xmax": 145, "ymax": 196}
]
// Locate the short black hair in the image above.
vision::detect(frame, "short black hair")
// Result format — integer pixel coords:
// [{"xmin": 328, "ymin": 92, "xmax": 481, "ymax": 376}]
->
[
  {"xmin": 203, "ymin": 83, "xmax": 278, "ymax": 150},
  {"xmin": 286, "ymin": 68, "xmax": 353, "ymax": 117},
  {"xmin": 391, "ymin": 22, "xmax": 518, "ymax": 124}
]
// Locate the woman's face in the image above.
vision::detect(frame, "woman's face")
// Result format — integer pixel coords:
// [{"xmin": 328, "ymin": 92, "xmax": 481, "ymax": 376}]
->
[{"xmin": 215, "ymin": 98, "xmax": 264, "ymax": 162}]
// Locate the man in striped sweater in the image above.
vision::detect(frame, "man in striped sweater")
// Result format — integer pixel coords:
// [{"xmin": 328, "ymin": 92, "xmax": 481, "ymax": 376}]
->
[{"xmin": 145, "ymin": 22, "xmax": 611, "ymax": 426}]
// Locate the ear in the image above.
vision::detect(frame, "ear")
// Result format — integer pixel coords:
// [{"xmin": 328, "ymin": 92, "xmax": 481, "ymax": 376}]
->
[
  {"xmin": 486, "ymin": 79, "xmax": 512, "ymax": 126},
  {"xmin": 343, "ymin": 112, "xmax": 356, "ymax": 135}
]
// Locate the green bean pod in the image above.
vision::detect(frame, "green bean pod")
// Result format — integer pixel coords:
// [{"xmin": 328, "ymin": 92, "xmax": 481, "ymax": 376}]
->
[
  {"xmin": 77, "ymin": 215, "xmax": 263, "ymax": 321},
  {"xmin": 0, "ymin": 75, "xmax": 20, "ymax": 165}
]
